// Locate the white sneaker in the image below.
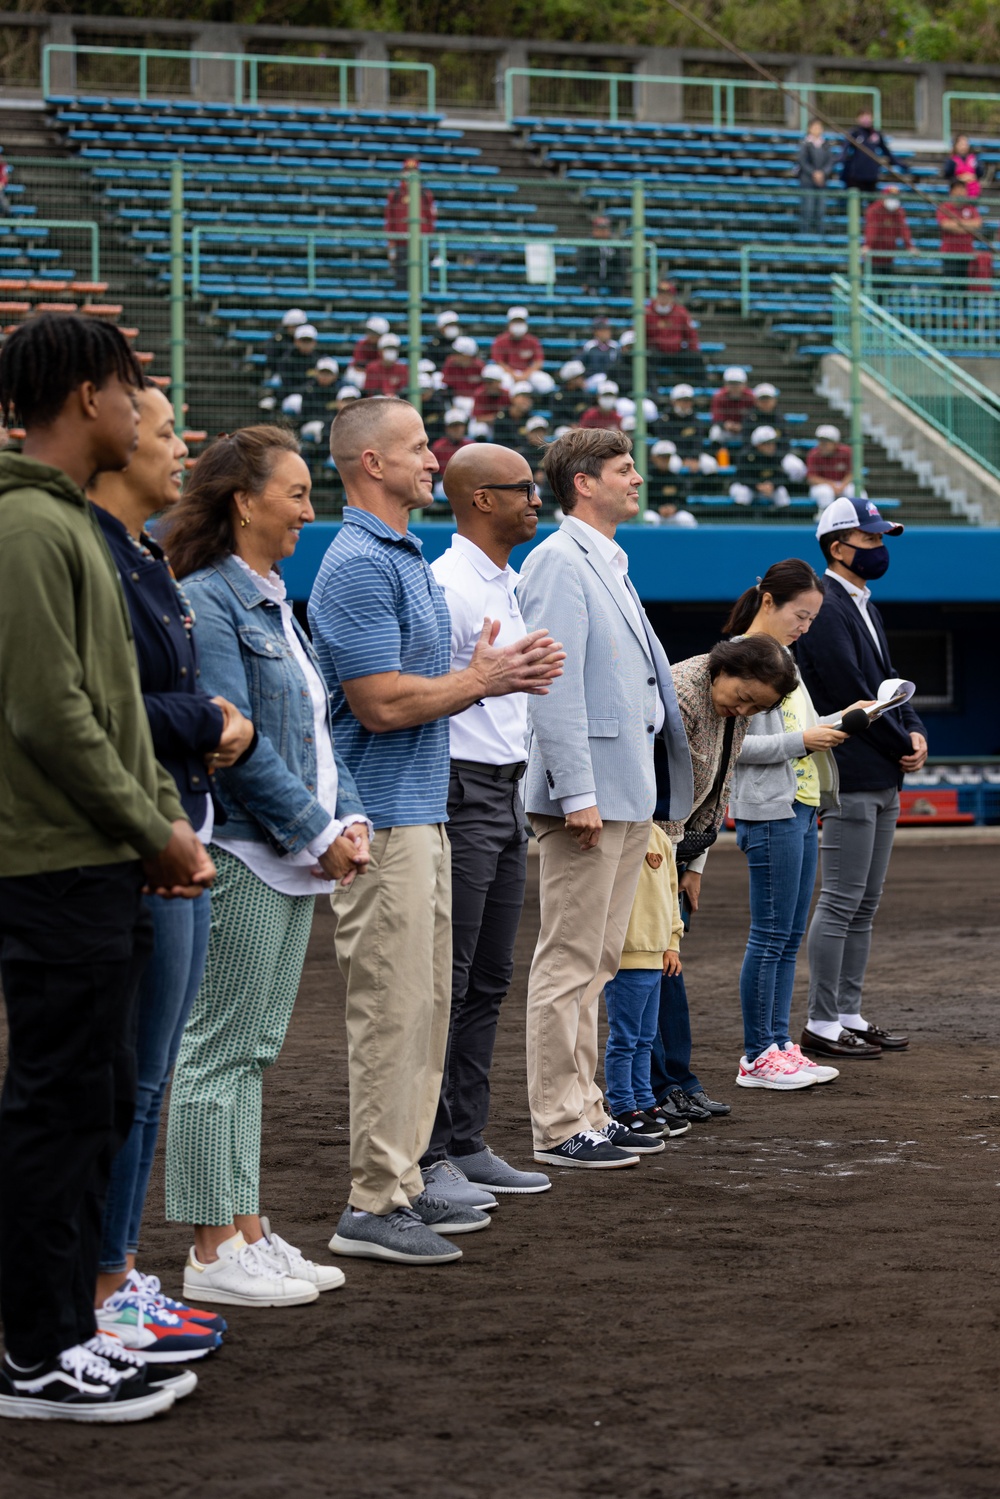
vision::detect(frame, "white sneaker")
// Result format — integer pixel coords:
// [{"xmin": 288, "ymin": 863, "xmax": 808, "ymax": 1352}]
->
[
  {"xmin": 258, "ymin": 1217, "xmax": 345, "ymax": 1293},
  {"xmin": 182, "ymin": 1232, "xmax": 319, "ymax": 1307},
  {"xmin": 736, "ymin": 1044, "xmax": 817, "ymax": 1090},
  {"xmin": 782, "ymin": 1041, "xmax": 839, "ymax": 1084}
]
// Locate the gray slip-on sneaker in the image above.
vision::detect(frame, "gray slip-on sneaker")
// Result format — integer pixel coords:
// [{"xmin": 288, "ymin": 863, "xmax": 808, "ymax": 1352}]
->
[
  {"xmin": 328, "ymin": 1206, "xmax": 462, "ymax": 1265},
  {"xmin": 421, "ymin": 1159, "xmax": 499, "ymax": 1212},
  {"xmin": 409, "ymin": 1190, "xmax": 491, "ymax": 1236},
  {"xmin": 449, "ymin": 1146, "xmax": 552, "ymax": 1195}
]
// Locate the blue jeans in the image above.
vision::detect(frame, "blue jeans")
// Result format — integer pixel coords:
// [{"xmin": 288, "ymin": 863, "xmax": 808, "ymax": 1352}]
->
[
  {"xmin": 98, "ymin": 889, "xmax": 212, "ymax": 1273},
  {"xmin": 603, "ymin": 968, "xmax": 662, "ymax": 1114},
  {"xmin": 649, "ymin": 971, "xmax": 702, "ymax": 1098},
  {"xmin": 735, "ymin": 801, "xmax": 818, "ymax": 1062},
  {"xmin": 799, "ymin": 188, "xmax": 826, "ymax": 235}
]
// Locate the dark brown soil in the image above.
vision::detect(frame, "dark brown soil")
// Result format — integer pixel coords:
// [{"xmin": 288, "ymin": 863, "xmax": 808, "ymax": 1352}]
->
[{"xmin": 2, "ymin": 838, "xmax": 999, "ymax": 1499}]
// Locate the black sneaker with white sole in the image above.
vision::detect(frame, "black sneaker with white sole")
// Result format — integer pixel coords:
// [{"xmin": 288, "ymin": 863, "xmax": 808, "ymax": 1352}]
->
[
  {"xmin": 0, "ymin": 1345, "xmax": 174, "ymax": 1423},
  {"xmin": 533, "ymin": 1128, "xmax": 640, "ymax": 1169},
  {"xmin": 602, "ymin": 1118, "xmax": 666, "ymax": 1154},
  {"xmin": 612, "ymin": 1108, "xmax": 664, "ymax": 1137},
  {"xmin": 84, "ymin": 1333, "xmax": 198, "ymax": 1401}
]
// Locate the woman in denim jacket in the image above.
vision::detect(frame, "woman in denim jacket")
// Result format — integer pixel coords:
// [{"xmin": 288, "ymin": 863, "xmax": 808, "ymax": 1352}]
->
[{"xmin": 162, "ymin": 428, "xmax": 371, "ymax": 1310}]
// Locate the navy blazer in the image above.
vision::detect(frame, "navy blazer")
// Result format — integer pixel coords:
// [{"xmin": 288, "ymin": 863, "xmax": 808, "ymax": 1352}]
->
[
  {"xmin": 94, "ymin": 504, "xmax": 224, "ymax": 823},
  {"xmin": 794, "ymin": 573, "xmax": 925, "ymax": 794}
]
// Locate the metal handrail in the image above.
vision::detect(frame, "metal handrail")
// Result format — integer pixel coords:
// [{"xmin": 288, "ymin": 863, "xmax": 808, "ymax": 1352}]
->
[
  {"xmin": 0, "ymin": 217, "xmax": 101, "ymax": 282},
  {"xmin": 42, "ymin": 44, "xmax": 436, "ymax": 112},
  {"xmin": 504, "ymin": 67, "xmax": 881, "ymax": 129},
  {"xmin": 942, "ymin": 91, "xmax": 1000, "ymax": 144}
]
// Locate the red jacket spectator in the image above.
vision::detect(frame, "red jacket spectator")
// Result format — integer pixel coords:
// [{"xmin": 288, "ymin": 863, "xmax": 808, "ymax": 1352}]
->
[
  {"xmin": 710, "ymin": 388, "xmax": 755, "ymax": 427},
  {"xmin": 352, "ymin": 336, "xmax": 382, "ymax": 368},
  {"xmin": 490, "ymin": 330, "xmax": 544, "ymax": 378},
  {"xmin": 937, "ymin": 196, "xmax": 982, "ymax": 257},
  {"xmin": 579, "ymin": 406, "xmax": 622, "ymax": 431},
  {"xmin": 441, "ymin": 354, "xmax": 484, "ymax": 401},
  {"xmin": 864, "ymin": 198, "xmax": 913, "ymax": 253},
  {"xmin": 384, "ymin": 181, "xmax": 436, "ymax": 240},
  {"xmin": 431, "ymin": 434, "xmax": 472, "ymax": 474},
  {"xmin": 472, "ymin": 383, "xmax": 507, "ymax": 422},
  {"xmin": 645, "ymin": 301, "xmax": 700, "ymax": 355},
  {"xmin": 806, "ymin": 443, "xmax": 852, "ymax": 486},
  {"xmin": 364, "ymin": 359, "xmax": 409, "ymax": 398}
]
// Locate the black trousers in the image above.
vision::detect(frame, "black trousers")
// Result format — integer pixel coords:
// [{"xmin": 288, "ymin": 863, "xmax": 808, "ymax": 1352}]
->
[
  {"xmin": 0, "ymin": 863, "xmax": 151, "ymax": 1365},
  {"xmin": 423, "ymin": 765, "xmax": 528, "ymax": 1163}
]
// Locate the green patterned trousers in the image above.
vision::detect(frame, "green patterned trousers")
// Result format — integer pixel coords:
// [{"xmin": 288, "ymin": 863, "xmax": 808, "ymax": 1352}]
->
[{"xmin": 165, "ymin": 847, "xmax": 315, "ymax": 1226}]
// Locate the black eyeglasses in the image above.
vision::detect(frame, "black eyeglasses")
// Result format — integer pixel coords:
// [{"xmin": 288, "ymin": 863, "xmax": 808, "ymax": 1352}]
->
[{"xmin": 482, "ymin": 481, "xmax": 538, "ymax": 501}]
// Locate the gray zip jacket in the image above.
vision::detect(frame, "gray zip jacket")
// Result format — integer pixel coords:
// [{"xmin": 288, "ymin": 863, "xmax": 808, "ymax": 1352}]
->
[{"xmin": 729, "ymin": 656, "xmax": 840, "ymax": 821}]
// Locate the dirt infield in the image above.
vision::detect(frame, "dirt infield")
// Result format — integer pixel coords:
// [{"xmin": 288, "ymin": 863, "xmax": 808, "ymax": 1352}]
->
[{"xmin": 2, "ymin": 837, "xmax": 998, "ymax": 1499}]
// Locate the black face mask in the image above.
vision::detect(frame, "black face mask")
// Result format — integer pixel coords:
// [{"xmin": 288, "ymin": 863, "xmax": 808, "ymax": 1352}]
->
[{"xmin": 844, "ymin": 542, "xmax": 890, "ymax": 580}]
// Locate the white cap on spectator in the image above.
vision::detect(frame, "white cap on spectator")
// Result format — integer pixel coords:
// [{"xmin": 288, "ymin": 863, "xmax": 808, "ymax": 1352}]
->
[
  {"xmin": 652, "ymin": 439, "xmax": 678, "ymax": 456},
  {"xmin": 506, "ymin": 305, "xmax": 529, "ymax": 322},
  {"xmin": 482, "ymin": 362, "xmax": 505, "ymax": 381},
  {"xmin": 337, "ymin": 385, "xmax": 361, "ymax": 400},
  {"xmin": 642, "ymin": 398, "xmax": 658, "ymax": 422},
  {"xmin": 512, "ymin": 381, "xmax": 534, "ymax": 397},
  {"xmin": 753, "ymin": 382, "xmax": 778, "ymax": 398},
  {"xmin": 559, "ymin": 359, "xmax": 586, "ymax": 381},
  {"xmin": 616, "ymin": 397, "xmax": 635, "ymax": 417},
  {"xmin": 619, "ymin": 329, "xmax": 636, "ymax": 348},
  {"xmin": 316, "ymin": 357, "xmax": 339, "ymax": 374},
  {"xmin": 444, "ymin": 407, "xmax": 468, "ymax": 426},
  {"xmin": 554, "ymin": 425, "xmax": 573, "ymax": 438},
  {"xmin": 723, "ymin": 365, "xmax": 747, "ymax": 383},
  {"xmin": 418, "ymin": 373, "xmax": 434, "ymax": 390},
  {"xmin": 529, "ymin": 370, "xmax": 555, "ymax": 394},
  {"xmin": 418, "ymin": 357, "xmax": 437, "ymax": 374},
  {"xmin": 281, "ymin": 393, "xmax": 303, "ymax": 416},
  {"xmin": 379, "ymin": 332, "xmax": 401, "ymax": 349},
  {"xmin": 436, "ymin": 310, "xmax": 459, "ymax": 329},
  {"xmin": 281, "ymin": 308, "xmax": 307, "ymax": 328},
  {"xmin": 294, "ymin": 324, "xmax": 318, "ymax": 342},
  {"xmin": 453, "ymin": 336, "xmax": 478, "ymax": 356},
  {"xmin": 620, "ymin": 415, "xmax": 637, "ymax": 432},
  {"xmin": 345, "ymin": 364, "xmax": 367, "ymax": 388},
  {"xmin": 432, "ymin": 371, "xmax": 447, "ymax": 391},
  {"xmin": 525, "ymin": 415, "xmax": 549, "ymax": 432},
  {"xmin": 671, "ymin": 383, "xmax": 695, "ymax": 400},
  {"xmin": 366, "ymin": 316, "xmax": 390, "ymax": 335},
  {"xmin": 468, "ymin": 419, "xmax": 492, "ymax": 439},
  {"xmin": 598, "ymin": 380, "xmax": 619, "ymax": 396},
  {"xmin": 815, "ymin": 423, "xmax": 841, "ymax": 441},
  {"xmin": 751, "ymin": 425, "xmax": 778, "ymax": 446}
]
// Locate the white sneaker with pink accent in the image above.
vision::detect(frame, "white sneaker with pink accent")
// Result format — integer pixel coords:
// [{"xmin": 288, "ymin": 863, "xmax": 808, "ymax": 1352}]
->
[
  {"xmin": 736, "ymin": 1044, "xmax": 817, "ymax": 1090},
  {"xmin": 782, "ymin": 1041, "xmax": 839, "ymax": 1084}
]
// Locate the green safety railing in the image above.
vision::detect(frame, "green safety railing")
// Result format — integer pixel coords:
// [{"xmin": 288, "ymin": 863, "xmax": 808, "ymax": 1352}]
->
[
  {"xmin": 42, "ymin": 44, "xmax": 436, "ymax": 112},
  {"xmin": 190, "ymin": 224, "xmax": 392, "ymax": 295},
  {"xmin": 504, "ymin": 67, "xmax": 880, "ymax": 129},
  {"xmin": 942, "ymin": 91, "xmax": 1000, "ymax": 144},
  {"xmin": 831, "ymin": 272, "xmax": 1000, "ymax": 480},
  {"xmin": 0, "ymin": 218, "xmax": 101, "ymax": 283},
  {"xmin": 426, "ymin": 233, "xmax": 659, "ymax": 298},
  {"xmin": 739, "ymin": 243, "xmax": 848, "ymax": 318},
  {"xmin": 865, "ymin": 269, "xmax": 1000, "ymax": 355}
]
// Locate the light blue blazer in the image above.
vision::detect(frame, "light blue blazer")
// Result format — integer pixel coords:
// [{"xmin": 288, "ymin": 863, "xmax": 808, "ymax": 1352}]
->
[{"xmin": 516, "ymin": 517, "xmax": 694, "ymax": 824}]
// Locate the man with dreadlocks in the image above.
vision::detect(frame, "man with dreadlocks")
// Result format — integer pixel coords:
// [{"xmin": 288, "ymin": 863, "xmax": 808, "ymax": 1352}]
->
[{"xmin": 0, "ymin": 313, "xmax": 215, "ymax": 1423}]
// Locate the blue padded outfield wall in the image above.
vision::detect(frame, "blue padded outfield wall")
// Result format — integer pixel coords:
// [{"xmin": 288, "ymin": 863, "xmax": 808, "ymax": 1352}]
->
[{"xmin": 285, "ymin": 525, "xmax": 1000, "ymax": 757}]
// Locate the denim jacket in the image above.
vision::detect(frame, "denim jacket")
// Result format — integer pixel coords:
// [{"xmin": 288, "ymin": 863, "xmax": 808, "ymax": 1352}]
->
[{"xmin": 183, "ymin": 552, "xmax": 366, "ymax": 853}]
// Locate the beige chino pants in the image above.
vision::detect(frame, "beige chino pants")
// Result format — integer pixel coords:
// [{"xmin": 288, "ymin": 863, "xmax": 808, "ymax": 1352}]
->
[
  {"xmin": 526, "ymin": 815, "xmax": 652, "ymax": 1149},
  {"xmin": 331, "ymin": 823, "xmax": 452, "ymax": 1214}
]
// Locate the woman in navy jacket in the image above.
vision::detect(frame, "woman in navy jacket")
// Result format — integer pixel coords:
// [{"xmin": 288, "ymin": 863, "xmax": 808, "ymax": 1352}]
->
[{"xmin": 89, "ymin": 384, "xmax": 254, "ymax": 1356}]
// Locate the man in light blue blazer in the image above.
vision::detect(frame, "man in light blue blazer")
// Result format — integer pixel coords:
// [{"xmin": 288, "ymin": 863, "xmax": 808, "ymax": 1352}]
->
[{"xmin": 517, "ymin": 429, "xmax": 694, "ymax": 1169}]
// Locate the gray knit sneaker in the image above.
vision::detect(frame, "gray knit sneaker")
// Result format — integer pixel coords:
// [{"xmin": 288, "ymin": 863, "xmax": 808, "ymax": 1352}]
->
[
  {"xmin": 421, "ymin": 1159, "xmax": 499, "ymax": 1212},
  {"xmin": 409, "ymin": 1190, "xmax": 491, "ymax": 1236},
  {"xmin": 449, "ymin": 1146, "xmax": 552, "ymax": 1195},
  {"xmin": 328, "ymin": 1206, "xmax": 462, "ymax": 1265}
]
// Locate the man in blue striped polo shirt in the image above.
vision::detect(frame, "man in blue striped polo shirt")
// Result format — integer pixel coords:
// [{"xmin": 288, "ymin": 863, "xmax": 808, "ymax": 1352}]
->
[{"xmin": 309, "ymin": 397, "xmax": 561, "ymax": 1267}]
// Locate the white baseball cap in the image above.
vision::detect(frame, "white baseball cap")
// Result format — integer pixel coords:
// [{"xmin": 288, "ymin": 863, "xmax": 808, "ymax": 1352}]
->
[
  {"xmin": 436, "ymin": 310, "xmax": 459, "ymax": 329},
  {"xmin": 506, "ymin": 305, "xmax": 529, "ymax": 322},
  {"xmin": 337, "ymin": 384, "xmax": 361, "ymax": 400},
  {"xmin": 671, "ymin": 383, "xmax": 695, "ymax": 400},
  {"xmin": 559, "ymin": 359, "xmax": 585, "ymax": 381},
  {"xmin": 315, "ymin": 357, "xmax": 339, "ymax": 374},
  {"xmin": 750, "ymin": 425, "xmax": 778, "ymax": 446},
  {"xmin": 529, "ymin": 370, "xmax": 555, "ymax": 394},
  {"xmin": 753, "ymin": 382, "xmax": 778, "ymax": 398},
  {"xmin": 482, "ymin": 362, "xmax": 505, "ymax": 381},
  {"xmin": 511, "ymin": 381, "xmax": 534, "ymax": 397},
  {"xmin": 723, "ymin": 365, "xmax": 747, "ymax": 383},
  {"xmin": 619, "ymin": 329, "xmax": 636, "ymax": 348},
  {"xmin": 444, "ymin": 407, "xmax": 468, "ymax": 426},
  {"xmin": 817, "ymin": 496, "xmax": 904, "ymax": 538},
  {"xmin": 365, "ymin": 316, "xmax": 390, "ymax": 335},
  {"xmin": 453, "ymin": 336, "xmax": 478, "ymax": 356},
  {"xmin": 815, "ymin": 423, "xmax": 841, "ymax": 442},
  {"xmin": 418, "ymin": 373, "xmax": 434, "ymax": 391},
  {"xmin": 615, "ymin": 397, "xmax": 636, "ymax": 417},
  {"xmin": 294, "ymin": 324, "xmax": 318, "ymax": 341},
  {"xmin": 418, "ymin": 357, "xmax": 437, "ymax": 374},
  {"xmin": 281, "ymin": 308, "xmax": 307, "ymax": 328},
  {"xmin": 525, "ymin": 415, "xmax": 549, "ymax": 432},
  {"xmin": 378, "ymin": 332, "xmax": 401, "ymax": 349},
  {"xmin": 620, "ymin": 416, "xmax": 637, "ymax": 432},
  {"xmin": 598, "ymin": 380, "xmax": 619, "ymax": 396},
  {"xmin": 651, "ymin": 439, "xmax": 678, "ymax": 456}
]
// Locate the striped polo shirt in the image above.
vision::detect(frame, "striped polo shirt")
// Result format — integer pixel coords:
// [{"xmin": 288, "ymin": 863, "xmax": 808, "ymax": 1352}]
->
[{"xmin": 308, "ymin": 505, "xmax": 452, "ymax": 830}]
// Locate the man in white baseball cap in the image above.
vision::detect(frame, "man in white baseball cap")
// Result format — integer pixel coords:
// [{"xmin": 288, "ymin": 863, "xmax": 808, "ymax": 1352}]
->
[
  {"xmin": 365, "ymin": 332, "xmax": 409, "ymax": 398},
  {"xmin": 795, "ymin": 495, "xmax": 924, "ymax": 1062},
  {"xmin": 729, "ymin": 425, "xmax": 792, "ymax": 508},
  {"xmin": 645, "ymin": 438, "xmax": 698, "ymax": 526},
  {"xmin": 552, "ymin": 361, "xmax": 589, "ymax": 429},
  {"xmin": 806, "ymin": 424, "xmax": 866, "ymax": 512},
  {"xmin": 441, "ymin": 336, "xmax": 484, "ymax": 403},
  {"xmin": 281, "ymin": 308, "xmax": 307, "ymax": 328},
  {"xmin": 709, "ymin": 365, "xmax": 755, "ymax": 441},
  {"xmin": 491, "ymin": 307, "xmax": 544, "ymax": 382},
  {"xmin": 428, "ymin": 309, "xmax": 461, "ymax": 362},
  {"xmin": 472, "ymin": 362, "xmax": 508, "ymax": 428},
  {"xmin": 353, "ymin": 316, "xmax": 391, "ymax": 370}
]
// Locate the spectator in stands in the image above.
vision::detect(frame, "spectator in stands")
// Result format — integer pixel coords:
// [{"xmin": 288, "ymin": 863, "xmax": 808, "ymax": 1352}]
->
[
  {"xmin": 730, "ymin": 426, "xmax": 792, "ymax": 509},
  {"xmin": 492, "ymin": 383, "xmax": 535, "ymax": 449},
  {"xmin": 384, "ymin": 157, "xmax": 436, "ymax": 290},
  {"xmin": 840, "ymin": 110, "xmax": 896, "ymax": 195},
  {"xmin": 710, "ymin": 366, "xmax": 755, "ymax": 441},
  {"xmin": 581, "ymin": 320, "xmax": 620, "ymax": 381},
  {"xmin": 580, "ymin": 380, "xmax": 622, "ymax": 431},
  {"xmin": 431, "ymin": 409, "xmax": 473, "ymax": 481},
  {"xmin": 646, "ymin": 280, "xmax": 703, "ymax": 389},
  {"xmin": 298, "ymin": 358, "xmax": 342, "ymax": 448},
  {"xmin": 862, "ymin": 185, "xmax": 914, "ymax": 275},
  {"xmin": 661, "ymin": 383, "xmax": 716, "ymax": 481},
  {"xmin": 551, "ymin": 360, "xmax": 590, "ymax": 428},
  {"xmin": 441, "ymin": 337, "xmax": 484, "ymax": 403},
  {"xmin": 353, "ymin": 316, "xmax": 391, "ymax": 371},
  {"xmin": 428, "ymin": 310, "xmax": 461, "ymax": 363},
  {"xmin": 742, "ymin": 383, "xmax": 786, "ymax": 444},
  {"xmin": 491, "ymin": 307, "xmax": 544, "ymax": 382},
  {"xmin": 0, "ymin": 154, "xmax": 10, "ymax": 218},
  {"xmin": 523, "ymin": 414, "xmax": 551, "ymax": 469},
  {"xmin": 365, "ymin": 333, "xmax": 409, "ymax": 398},
  {"xmin": 943, "ymin": 135, "xmax": 984, "ymax": 199},
  {"xmin": 472, "ymin": 363, "xmax": 509, "ymax": 428},
  {"xmin": 797, "ymin": 118, "xmax": 836, "ymax": 237},
  {"xmin": 615, "ymin": 329, "xmax": 636, "ymax": 395},
  {"xmin": 579, "ymin": 214, "xmax": 621, "ymax": 295},
  {"xmin": 970, "ymin": 224, "xmax": 994, "ymax": 289},
  {"xmin": 806, "ymin": 424, "xmax": 864, "ymax": 513},
  {"xmin": 645, "ymin": 440, "xmax": 697, "ymax": 526},
  {"xmin": 261, "ymin": 319, "xmax": 320, "ymax": 407},
  {"xmin": 937, "ymin": 181, "xmax": 983, "ymax": 281}
]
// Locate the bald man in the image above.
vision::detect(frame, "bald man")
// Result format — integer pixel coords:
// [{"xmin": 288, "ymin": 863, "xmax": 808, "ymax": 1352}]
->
[
  {"xmin": 423, "ymin": 445, "xmax": 557, "ymax": 1202},
  {"xmin": 308, "ymin": 401, "xmax": 561, "ymax": 1266}
]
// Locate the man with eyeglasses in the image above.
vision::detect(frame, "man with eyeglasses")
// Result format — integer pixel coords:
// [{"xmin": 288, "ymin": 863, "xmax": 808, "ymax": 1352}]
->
[{"xmin": 419, "ymin": 445, "xmax": 561, "ymax": 1206}]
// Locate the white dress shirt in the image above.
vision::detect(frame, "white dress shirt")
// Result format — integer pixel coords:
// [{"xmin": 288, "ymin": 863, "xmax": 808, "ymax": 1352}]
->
[
  {"xmin": 431, "ymin": 533, "xmax": 529, "ymax": 765},
  {"xmin": 825, "ymin": 567, "xmax": 885, "ymax": 662},
  {"xmin": 559, "ymin": 518, "xmax": 665, "ymax": 815}
]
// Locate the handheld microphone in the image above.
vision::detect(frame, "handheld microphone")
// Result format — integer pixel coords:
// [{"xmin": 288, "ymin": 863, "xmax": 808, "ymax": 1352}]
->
[{"xmin": 840, "ymin": 709, "xmax": 870, "ymax": 735}]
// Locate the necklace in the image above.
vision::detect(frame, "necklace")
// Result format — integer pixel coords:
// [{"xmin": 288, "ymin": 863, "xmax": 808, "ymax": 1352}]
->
[{"xmin": 131, "ymin": 529, "xmax": 196, "ymax": 634}]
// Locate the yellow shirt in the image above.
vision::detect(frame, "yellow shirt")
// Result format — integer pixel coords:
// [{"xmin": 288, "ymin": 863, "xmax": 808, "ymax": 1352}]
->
[
  {"xmin": 618, "ymin": 824, "xmax": 684, "ymax": 970},
  {"xmin": 782, "ymin": 683, "xmax": 820, "ymax": 807}
]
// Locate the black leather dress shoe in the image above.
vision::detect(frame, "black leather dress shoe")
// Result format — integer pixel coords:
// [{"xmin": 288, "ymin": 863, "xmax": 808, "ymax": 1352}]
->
[
  {"xmin": 843, "ymin": 1023, "xmax": 909, "ymax": 1051},
  {"xmin": 686, "ymin": 1088, "xmax": 731, "ymax": 1118},
  {"xmin": 800, "ymin": 1027, "xmax": 881, "ymax": 1059}
]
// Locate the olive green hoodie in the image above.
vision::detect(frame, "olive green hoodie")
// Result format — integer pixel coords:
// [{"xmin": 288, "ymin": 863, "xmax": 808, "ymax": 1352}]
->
[{"xmin": 0, "ymin": 452, "xmax": 184, "ymax": 876}]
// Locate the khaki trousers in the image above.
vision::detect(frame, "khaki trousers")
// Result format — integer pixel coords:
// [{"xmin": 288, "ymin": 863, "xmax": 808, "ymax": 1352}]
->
[
  {"xmin": 526, "ymin": 815, "xmax": 652, "ymax": 1149},
  {"xmin": 331, "ymin": 824, "xmax": 452, "ymax": 1214}
]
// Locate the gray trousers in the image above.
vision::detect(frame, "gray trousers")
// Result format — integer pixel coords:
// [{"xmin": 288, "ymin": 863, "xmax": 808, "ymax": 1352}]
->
[{"xmin": 806, "ymin": 787, "xmax": 900, "ymax": 1024}]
